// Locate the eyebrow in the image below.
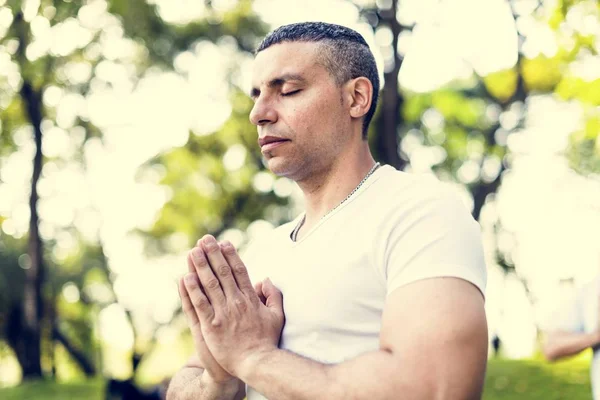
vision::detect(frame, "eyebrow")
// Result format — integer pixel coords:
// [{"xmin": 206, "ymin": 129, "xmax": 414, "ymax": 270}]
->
[{"xmin": 250, "ymin": 74, "xmax": 306, "ymax": 99}]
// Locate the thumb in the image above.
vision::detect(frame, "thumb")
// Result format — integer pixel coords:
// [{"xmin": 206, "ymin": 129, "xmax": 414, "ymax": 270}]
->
[
  {"xmin": 254, "ymin": 281, "xmax": 267, "ymax": 304},
  {"xmin": 262, "ymin": 278, "xmax": 283, "ymax": 312}
]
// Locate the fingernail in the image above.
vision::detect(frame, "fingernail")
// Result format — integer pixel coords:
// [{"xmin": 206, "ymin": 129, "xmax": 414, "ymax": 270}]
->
[
  {"xmin": 266, "ymin": 278, "xmax": 272, "ymax": 285},
  {"xmin": 221, "ymin": 240, "xmax": 233, "ymax": 249},
  {"xmin": 202, "ymin": 235, "xmax": 218, "ymax": 250},
  {"xmin": 203, "ymin": 235, "xmax": 217, "ymax": 244}
]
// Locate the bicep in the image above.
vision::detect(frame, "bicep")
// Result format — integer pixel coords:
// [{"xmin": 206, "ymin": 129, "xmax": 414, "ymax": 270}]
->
[{"xmin": 380, "ymin": 277, "xmax": 488, "ymax": 399}]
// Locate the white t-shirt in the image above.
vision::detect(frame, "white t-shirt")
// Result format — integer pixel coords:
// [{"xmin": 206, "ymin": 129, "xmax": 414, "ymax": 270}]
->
[
  {"xmin": 243, "ymin": 165, "xmax": 487, "ymax": 400},
  {"xmin": 548, "ymin": 277, "xmax": 600, "ymax": 399}
]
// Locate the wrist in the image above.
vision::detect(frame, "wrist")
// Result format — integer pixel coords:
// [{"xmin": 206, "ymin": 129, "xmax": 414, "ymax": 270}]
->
[{"xmin": 234, "ymin": 346, "xmax": 278, "ymax": 383}]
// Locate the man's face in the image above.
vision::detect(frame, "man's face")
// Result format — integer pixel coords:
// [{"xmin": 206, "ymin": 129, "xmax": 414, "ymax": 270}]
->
[{"xmin": 250, "ymin": 41, "xmax": 350, "ymax": 180}]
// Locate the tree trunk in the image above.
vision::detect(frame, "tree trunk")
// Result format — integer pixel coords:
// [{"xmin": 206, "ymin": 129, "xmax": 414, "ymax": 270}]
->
[
  {"xmin": 471, "ymin": 61, "xmax": 527, "ymax": 220},
  {"xmin": 374, "ymin": 0, "xmax": 405, "ymax": 170},
  {"xmin": 15, "ymin": 11, "xmax": 45, "ymax": 378},
  {"xmin": 52, "ymin": 326, "xmax": 97, "ymax": 376},
  {"xmin": 20, "ymin": 79, "xmax": 45, "ymax": 379}
]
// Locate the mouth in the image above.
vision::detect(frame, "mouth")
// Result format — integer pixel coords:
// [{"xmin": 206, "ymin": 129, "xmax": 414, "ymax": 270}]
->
[
  {"xmin": 259, "ymin": 137, "xmax": 290, "ymax": 152},
  {"xmin": 261, "ymin": 140, "xmax": 289, "ymax": 152}
]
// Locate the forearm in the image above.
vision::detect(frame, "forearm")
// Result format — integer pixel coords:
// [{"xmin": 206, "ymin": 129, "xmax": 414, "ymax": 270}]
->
[
  {"xmin": 166, "ymin": 367, "xmax": 241, "ymax": 400},
  {"xmin": 237, "ymin": 348, "xmax": 439, "ymax": 400},
  {"xmin": 543, "ymin": 331, "xmax": 600, "ymax": 361}
]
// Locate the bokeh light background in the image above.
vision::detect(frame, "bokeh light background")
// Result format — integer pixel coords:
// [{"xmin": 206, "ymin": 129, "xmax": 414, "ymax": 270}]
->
[{"xmin": 1, "ymin": 0, "xmax": 600, "ymax": 392}]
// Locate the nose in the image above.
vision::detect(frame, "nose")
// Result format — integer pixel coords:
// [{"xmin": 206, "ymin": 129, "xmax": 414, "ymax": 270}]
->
[{"xmin": 249, "ymin": 96, "xmax": 278, "ymax": 126}]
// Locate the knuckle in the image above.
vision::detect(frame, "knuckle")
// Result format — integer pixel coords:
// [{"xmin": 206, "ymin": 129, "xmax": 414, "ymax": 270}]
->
[
  {"xmin": 206, "ymin": 278, "xmax": 221, "ymax": 290},
  {"xmin": 196, "ymin": 257, "xmax": 208, "ymax": 268},
  {"xmin": 232, "ymin": 296, "xmax": 248, "ymax": 312},
  {"xmin": 232, "ymin": 263, "xmax": 247, "ymax": 275},
  {"xmin": 222, "ymin": 245, "xmax": 237, "ymax": 256},
  {"xmin": 216, "ymin": 264, "xmax": 231, "ymax": 277},
  {"xmin": 191, "ymin": 295, "xmax": 209, "ymax": 310}
]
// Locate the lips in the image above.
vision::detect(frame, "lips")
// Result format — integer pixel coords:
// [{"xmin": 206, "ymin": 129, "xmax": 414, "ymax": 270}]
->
[{"xmin": 258, "ymin": 136, "xmax": 290, "ymax": 149}]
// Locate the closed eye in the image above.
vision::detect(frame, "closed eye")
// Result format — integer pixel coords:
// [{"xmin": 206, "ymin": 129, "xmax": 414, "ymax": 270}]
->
[{"xmin": 281, "ymin": 90, "xmax": 301, "ymax": 97}]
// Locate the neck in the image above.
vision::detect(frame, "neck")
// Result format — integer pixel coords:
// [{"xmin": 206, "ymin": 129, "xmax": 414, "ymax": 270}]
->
[{"xmin": 296, "ymin": 144, "xmax": 377, "ymax": 227}]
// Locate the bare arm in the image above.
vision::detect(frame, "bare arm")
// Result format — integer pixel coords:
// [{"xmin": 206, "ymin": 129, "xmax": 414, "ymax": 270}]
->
[
  {"xmin": 236, "ymin": 278, "xmax": 488, "ymax": 400},
  {"xmin": 542, "ymin": 331, "xmax": 600, "ymax": 361},
  {"xmin": 166, "ymin": 355, "xmax": 245, "ymax": 400}
]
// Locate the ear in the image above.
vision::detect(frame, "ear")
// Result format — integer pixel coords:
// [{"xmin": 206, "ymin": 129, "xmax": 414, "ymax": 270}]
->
[{"xmin": 345, "ymin": 77, "xmax": 373, "ymax": 119}]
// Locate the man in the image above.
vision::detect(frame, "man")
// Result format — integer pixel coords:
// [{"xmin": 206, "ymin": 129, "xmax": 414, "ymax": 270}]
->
[
  {"xmin": 542, "ymin": 277, "xmax": 600, "ymax": 399},
  {"xmin": 167, "ymin": 22, "xmax": 488, "ymax": 400}
]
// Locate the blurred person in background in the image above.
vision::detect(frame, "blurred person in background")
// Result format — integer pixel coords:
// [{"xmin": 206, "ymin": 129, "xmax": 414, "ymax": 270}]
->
[
  {"xmin": 543, "ymin": 276, "xmax": 600, "ymax": 399},
  {"xmin": 167, "ymin": 22, "xmax": 488, "ymax": 400}
]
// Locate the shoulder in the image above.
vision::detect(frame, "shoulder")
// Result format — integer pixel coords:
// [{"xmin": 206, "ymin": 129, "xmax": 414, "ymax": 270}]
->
[
  {"xmin": 370, "ymin": 167, "xmax": 486, "ymax": 297},
  {"xmin": 371, "ymin": 166, "xmax": 474, "ymax": 226}
]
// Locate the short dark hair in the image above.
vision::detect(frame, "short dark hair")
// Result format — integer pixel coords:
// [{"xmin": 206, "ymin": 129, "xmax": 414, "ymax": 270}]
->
[{"xmin": 256, "ymin": 22, "xmax": 380, "ymax": 138}]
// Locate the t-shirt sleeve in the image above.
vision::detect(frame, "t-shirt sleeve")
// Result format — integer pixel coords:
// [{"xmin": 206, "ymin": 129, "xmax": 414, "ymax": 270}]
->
[{"xmin": 379, "ymin": 187, "xmax": 487, "ymax": 298}]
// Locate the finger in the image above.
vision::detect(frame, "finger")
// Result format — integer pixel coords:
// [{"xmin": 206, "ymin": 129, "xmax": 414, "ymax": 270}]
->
[
  {"xmin": 186, "ymin": 254, "xmax": 211, "ymax": 310},
  {"xmin": 262, "ymin": 278, "xmax": 284, "ymax": 316},
  {"xmin": 180, "ymin": 277, "xmax": 225, "ymax": 375},
  {"xmin": 183, "ymin": 272, "xmax": 215, "ymax": 323},
  {"xmin": 220, "ymin": 240, "xmax": 256, "ymax": 299},
  {"xmin": 187, "ymin": 249, "xmax": 196, "ymax": 273},
  {"xmin": 190, "ymin": 247, "xmax": 227, "ymax": 308},
  {"xmin": 254, "ymin": 281, "xmax": 267, "ymax": 304},
  {"xmin": 179, "ymin": 276, "xmax": 201, "ymax": 330},
  {"xmin": 198, "ymin": 235, "xmax": 242, "ymax": 300}
]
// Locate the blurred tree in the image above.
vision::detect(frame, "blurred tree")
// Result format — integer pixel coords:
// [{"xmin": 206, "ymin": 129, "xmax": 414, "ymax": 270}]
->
[
  {"xmin": 140, "ymin": 0, "xmax": 600, "ymax": 315},
  {"xmin": 358, "ymin": 0, "xmax": 599, "ymax": 215},
  {"xmin": 137, "ymin": 91, "xmax": 292, "ymax": 256},
  {"xmin": 368, "ymin": 0, "xmax": 405, "ymax": 170},
  {"xmin": 352, "ymin": 0, "xmax": 600, "ymax": 279},
  {"xmin": 0, "ymin": 0, "xmax": 126, "ymax": 378},
  {"xmin": 0, "ymin": 0, "xmax": 270, "ymax": 384}
]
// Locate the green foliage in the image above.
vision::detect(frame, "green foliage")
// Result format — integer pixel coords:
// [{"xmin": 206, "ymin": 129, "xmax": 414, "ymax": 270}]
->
[
  {"xmin": 110, "ymin": 0, "xmax": 267, "ymax": 66},
  {"xmin": 138, "ymin": 91, "xmax": 291, "ymax": 255},
  {"xmin": 401, "ymin": 85, "xmax": 506, "ymax": 186},
  {"xmin": 483, "ymin": 69, "xmax": 519, "ymax": 103},
  {"xmin": 556, "ymin": 78, "xmax": 600, "ymax": 106},
  {"xmin": 0, "ymin": 0, "xmax": 272, "ymax": 380},
  {"xmin": 0, "ymin": 357, "xmax": 592, "ymax": 399},
  {"xmin": 521, "ymin": 56, "xmax": 564, "ymax": 93}
]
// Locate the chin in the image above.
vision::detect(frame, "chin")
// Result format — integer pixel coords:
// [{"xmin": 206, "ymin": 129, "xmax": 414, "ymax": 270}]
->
[{"xmin": 265, "ymin": 157, "xmax": 299, "ymax": 178}]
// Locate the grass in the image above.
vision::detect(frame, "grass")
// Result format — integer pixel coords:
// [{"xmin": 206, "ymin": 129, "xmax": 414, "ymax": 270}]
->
[
  {"xmin": 484, "ymin": 355, "xmax": 591, "ymax": 399},
  {"xmin": 0, "ymin": 379, "xmax": 104, "ymax": 400},
  {"xmin": 0, "ymin": 356, "xmax": 592, "ymax": 399}
]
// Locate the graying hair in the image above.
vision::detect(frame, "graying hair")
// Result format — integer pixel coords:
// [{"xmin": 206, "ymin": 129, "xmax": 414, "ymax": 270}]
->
[{"xmin": 256, "ymin": 22, "xmax": 380, "ymax": 138}]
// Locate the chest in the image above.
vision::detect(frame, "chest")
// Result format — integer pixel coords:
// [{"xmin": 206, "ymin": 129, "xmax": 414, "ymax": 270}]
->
[{"xmin": 251, "ymin": 234, "xmax": 387, "ymax": 340}]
